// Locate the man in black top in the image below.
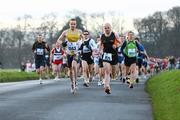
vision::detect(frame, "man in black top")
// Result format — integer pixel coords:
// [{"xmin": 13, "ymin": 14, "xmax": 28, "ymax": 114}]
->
[
  {"xmin": 100, "ymin": 23, "xmax": 120, "ymax": 94},
  {"xmin": 32, "ymin": 34, "xmax": 49, "ymax": 84},
  {"xmin": 169, "ymin": 56, "xmax": 175, "ymax": 70}
]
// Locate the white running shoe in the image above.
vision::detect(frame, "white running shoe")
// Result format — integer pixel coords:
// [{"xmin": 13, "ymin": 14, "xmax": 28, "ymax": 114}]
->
[
  {"xmin": 102, "ymin": 79, "xmax": 105, "ymax": 85},
  {"xmin": 54, "ymin": 76, "xmax": 59, "ymax": 80},
  {"xmin": 39, "ymin": 78, "xmax": 43, "ymax": 84},
  {"xmin": 79, "ymin": 75, "xmax": 83, "ymax": 79},
  {"xmin": 70, "ymin": 84, "xmax": 77, "ymax": 94},
  {"xmin": 70, "ymin": 88, "xmax": 74, "ymax": 93},
  {"xmin": 98, "ymin": 81, "xmax": 102, "ymax": 86},
  {"xmin": 75, "ymin": 83, "xmax": 78, "ymax": 90},
  {"xmin": 70, "ymin": 88, "xmax": 76, "ymax": 94},
  {"xmin": 143, "ymin": 75, "xmax": 147, "ymax": 80}
]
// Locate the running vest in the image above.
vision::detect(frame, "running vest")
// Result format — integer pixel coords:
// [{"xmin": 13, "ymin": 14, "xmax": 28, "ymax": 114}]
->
[
  {"xmin": 67, "ymin": 30, "xmax": 79, "ymax": 42},
  {"xmin": 53, "ymin": 48, "xmax": 63, "ymax": 61},
  {"xmin": 82, "ymin": 39, "xmax": 92, "ymax": 53},
  {"xmin": 35, "ymin": 43, "xmax": 45, "ymax": 56},
  {"xmin": 101, "ymin": 32, "xmax": 117, "ymax": 61},
  {"xmin": 124, "ymin": 40, "xmax": 137, "ymax": 58},
  {"xmin": 101, "ymin": 32, "xmax": 117, "ymax": 54}
]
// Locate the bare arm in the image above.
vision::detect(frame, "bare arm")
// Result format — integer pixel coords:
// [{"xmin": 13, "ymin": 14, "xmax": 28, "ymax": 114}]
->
[
  {"xmin": 144, "ymin": 50, "xmax": 150, "ymax": 60},
  {"xmin": 99, "ymin": 39, "xmax": 104, "ymax": 55},
  {"xmin": 78, "ymin": 29, "xmax": 83, "ymax": 40},
  {"xmin": 57, "ymin": 30, "xmax": 67, "ymax": 43},
  {"xmin": 32, "ymin": 42, "xmax": 37, "ymax": 53},
  {"xmin": 114, "ymin": 32, "xmax": 122, "ymax": 46},
  {"xmin": 49, "ymin": 49, "xmax": 54, "ymax": 64}
]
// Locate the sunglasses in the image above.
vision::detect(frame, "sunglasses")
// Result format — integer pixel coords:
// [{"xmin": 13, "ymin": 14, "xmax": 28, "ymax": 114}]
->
[{"xmin": 83, "ymin": 33, "xmax": 89, "ymax": 35}]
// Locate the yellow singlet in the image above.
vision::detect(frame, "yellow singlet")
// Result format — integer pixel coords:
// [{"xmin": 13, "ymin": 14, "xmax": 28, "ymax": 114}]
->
[{"xmin": 67, "ymin": 30, "xmax": 79, "ymax": 42}]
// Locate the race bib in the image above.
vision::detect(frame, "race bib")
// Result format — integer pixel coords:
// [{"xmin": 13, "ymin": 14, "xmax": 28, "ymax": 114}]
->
[
  {"xmin": 36, "ymin": 48, "xmax": 44, "ymax": 55},
  {"xmin": 128, "ymin": 49, "xmax": 136, "ymax": 57},
  {"xmin": 103, "ymin": 53, "xmax": 112, "ymax": 61},
  {"xmin": 68, "ymin": 44, "xmax": 77, "ymax": 55},
  {"xmin": 83, "ymin": 46, "xmax": 91, "ymax": 53},
  {"xmin": 53, "ymin": 54, "xmax": 62, "ymax": 61},
  {"xmin": 68, "ymin": 46, "xmax": 76, "ymax": 50}
]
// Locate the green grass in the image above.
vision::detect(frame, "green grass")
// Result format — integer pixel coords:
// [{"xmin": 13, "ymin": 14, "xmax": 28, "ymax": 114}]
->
[
  {"xmin": 0, "ymin": 69, "xmax": 39, "ymax": 82},
  {"xmin": 146, "ymin": 70, "xmax": 180, "ymax": 120},
  {"xmin": 0, "ymin": 69, "xmax": 66, "ymax": 83}
]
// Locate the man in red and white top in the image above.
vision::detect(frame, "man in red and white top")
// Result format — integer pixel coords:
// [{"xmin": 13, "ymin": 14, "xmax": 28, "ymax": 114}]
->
[{"xmin": 50, "ymin": 42, "xmax": 64, "ymax": 80}]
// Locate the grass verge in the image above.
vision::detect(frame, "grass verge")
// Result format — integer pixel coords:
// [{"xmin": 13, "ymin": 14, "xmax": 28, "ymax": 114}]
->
[
  {"xmin": 0, "ymin": 69, "xmax": 38, "ymax": 82},
  {"xmin": 0, "ymin": 69, "xmax": 66, "ymax": 83},
  {"xmin": 146, "ymin": 70, "xmax": 180, "ymax": 120}
]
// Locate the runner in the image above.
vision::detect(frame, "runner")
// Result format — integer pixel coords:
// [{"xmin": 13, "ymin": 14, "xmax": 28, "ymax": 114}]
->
[
  {"xmin": 51, "ymin": 43, "xmax": 56, "ymax": 77},
  {"xmin": 77, "ymin": 50, "xmax": 82, "ymax": 78},
  {"xmin": 32, "ymin": 34, "xmax": 49, "ymax": 84},
  {"xmin": 135, "ymin": 37, "xmax": 149, "ymax": 81},
  {"xmin": 100, "ymin": 23, "xmax": 120, "ymax": 94},
  {"xmin": 121, "ymin": 31, "xmax": 145, "ymax": 88},
  {"xmin": 57, "ymin": 18, "xmax": 83, "ymax": 94},
  {"xmin": 149, "ymin": 57, "xmax": 156, "ymax": 76},
  {"xmin": 79, "ymin": 30, "xmax": 97, "ymax": 87},
  {"xmin": 141, "ymin": 57, "xmax": 148, "ymax": 79},
  {"xmin": 93, "ymin": 36, "xmax": 103, "ymax": 86},
  {"xmin": 117, "ymin": 35, "xmax": 126, "ymax": 83},
  {"xmin": 44, "ymin": 43, "xmax": 51, "ymax": 79},
  {"xmin": 50, "ymin": 41, "xmax": 64, "ymax": 80},
  {"xmin": 62, "ymin": 53, "xmax": 68, "ymax": 78}
]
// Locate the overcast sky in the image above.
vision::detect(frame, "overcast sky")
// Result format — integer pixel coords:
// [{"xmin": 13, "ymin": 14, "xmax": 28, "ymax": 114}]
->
[{"xmin": 0, "ymin": 0, "xmax": 180, "ymax": 20}]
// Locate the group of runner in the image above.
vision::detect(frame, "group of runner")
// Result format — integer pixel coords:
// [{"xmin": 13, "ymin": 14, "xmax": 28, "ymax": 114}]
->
[{"xmin": 32, "ymin": 18, "xmax": 149, "ymax": 94}]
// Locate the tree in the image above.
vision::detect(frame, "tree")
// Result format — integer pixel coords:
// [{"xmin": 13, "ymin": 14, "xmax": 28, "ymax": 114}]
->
[
  {"xmin": 134, "ymin": 7, "xmax": 180, "ymax": 57},
  {"xmin": 38, "ymin": 13, "xmax": 59, "ymax": 45},
  {"xmin": 167, "ymin": 7, "xmax": 180, "ymax": 29}
]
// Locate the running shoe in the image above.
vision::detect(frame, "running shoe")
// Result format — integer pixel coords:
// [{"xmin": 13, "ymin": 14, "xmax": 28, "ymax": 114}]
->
[
  {"xmin": 98, "ymin": 81, "xmax": 102, "ymax": 86},
  {"xmin": 70, "ymin": 85, "xmax": 76, "ymax": 94},
  {"xmin": 70, "ymin": 88, "xmax": 76, "ymax": 94},
  {"xmin": 135, "ymin": 78, "xmax": 139, "ymax": 83},
  {"xmin": 39, "ymin": 78, "xmax": 43, "ymax": 84},
  {"xmin": 129, "ymin": 84, "xmax": 133, "ymax": 89},
  {"xmin": 54, "ymin": 76, "xmax": 59, "ymax": 80},
  {"xmin": 126, "ymin": 77, "xmax": 130, "ymax": 84},
  {"xmin": 104, "ymin": 87, "xmax": 111, "ymax": 94},
  {"xmin": 83, "ymin": 83, "xmax": 89, "ymax": 87},
  {"xmin": 122, "ymin": 78, "xmax": 126, "ymax": 83}
]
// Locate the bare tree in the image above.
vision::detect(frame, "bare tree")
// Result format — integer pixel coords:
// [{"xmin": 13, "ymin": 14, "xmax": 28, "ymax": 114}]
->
[
  {"xmin": 134, "ymin": 7, "xmax": 180, "ymax": 57},
  {"xmin": 39, "ymin": 13, "xmax": 59, "ymax": 44}
]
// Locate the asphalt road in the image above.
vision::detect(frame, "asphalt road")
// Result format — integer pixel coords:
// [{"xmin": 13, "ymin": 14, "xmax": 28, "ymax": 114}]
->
[{"xmin": 0, "ymin": 77, "xmax": 152, "ymax": 120}]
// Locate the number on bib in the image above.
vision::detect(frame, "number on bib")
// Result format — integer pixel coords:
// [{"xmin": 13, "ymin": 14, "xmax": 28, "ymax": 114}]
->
[
  {"xmin": 36, "ymin": 48, "xmax": 44, "ymax": 55},
  {"xmin": 68, "ymin": 46, "xmax": 76, "ymax": 50},
  {"xmin": 128, "ymin": 49, "xmax": 136, "ymax": 57},
  {"xmin": 53, "ymin": 54, "xmax": 62, "ymax": 61},
  {"xmin": 83, "ymin": 46, "xmax": 91, "ymax": 53},
  {"xmin": 103, "ymin": 53, "xmax": 112, "ymax": 61}
]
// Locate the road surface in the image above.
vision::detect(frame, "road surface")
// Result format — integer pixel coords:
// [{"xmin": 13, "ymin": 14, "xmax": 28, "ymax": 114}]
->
[{"xmin": 0, "ymin": 77, "xmax": 152, "ymax": 120}]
